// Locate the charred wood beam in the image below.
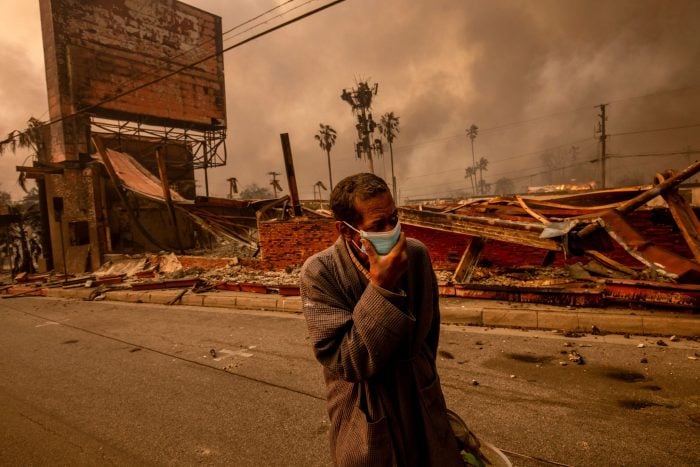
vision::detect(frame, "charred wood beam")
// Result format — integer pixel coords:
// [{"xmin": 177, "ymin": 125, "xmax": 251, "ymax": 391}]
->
[
  {"xmin": 661, "ymin": 190, "xmax": 700, "ymax": 262},
  {"xmin": 584, "ymin": 250, "xmax": 638, "ymax": 277},
  {"xmin": 515, "ymin": 195, "xmax": 550, "ymax": 224},
  {"xmin": 453, "ymin": 237, "xmax": 486, "ymax": 284},
  {"xmin": 576, "ymin": 160, "xmax": 700, "ymax": 239},
  {"xmin": 398, "ymin": 207, "xmax": 561, "ymax": 251},
  {"xmin": 256, "ymin": 196, "xmax": 291, "ymax": 220},
  {"xmin": 156, "ymin": 147, "xmax": 184, "ymax": 254}
]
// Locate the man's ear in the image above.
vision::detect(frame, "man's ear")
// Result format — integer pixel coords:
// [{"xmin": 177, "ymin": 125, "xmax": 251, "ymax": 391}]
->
[{"xmin": 336, "ymin": 221, "xmax": 355, "ymax": 240}]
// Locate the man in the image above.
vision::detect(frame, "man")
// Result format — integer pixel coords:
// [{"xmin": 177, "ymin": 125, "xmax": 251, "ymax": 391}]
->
[{"xmin": 301, "ymin": 173, "xmax": 462, "ymax": 466}]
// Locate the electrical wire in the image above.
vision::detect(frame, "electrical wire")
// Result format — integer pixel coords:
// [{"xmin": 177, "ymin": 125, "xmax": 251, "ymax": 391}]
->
[
  {"xmin": 608, "ymin": 150, "xmax": 700, "ymax": 159},
  {"xmin": 608, "ymin": 122, "xmax": 700, "ymax": 137}
]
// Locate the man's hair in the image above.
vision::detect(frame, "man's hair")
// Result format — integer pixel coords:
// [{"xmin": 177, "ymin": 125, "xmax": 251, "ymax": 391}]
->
[{"xmin": 330, "ymin": 173, "xmax": 390, "ymax": 225}]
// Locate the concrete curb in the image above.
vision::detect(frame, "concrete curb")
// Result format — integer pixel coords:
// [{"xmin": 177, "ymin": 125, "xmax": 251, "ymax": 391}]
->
[
  {"xmin": 40, "ymin": 287, "xmax": 699, "ymax": 337},
  {"xmin": 44, "ymin": 287, "xmax": 303, "ymax": 314}
]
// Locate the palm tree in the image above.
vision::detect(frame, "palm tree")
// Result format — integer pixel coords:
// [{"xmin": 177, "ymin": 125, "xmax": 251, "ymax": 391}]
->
[
  {"xmin": 477, "ymin": 157, "xmax": 489, "ymax": 194},
  {"xmin": 378, "ymin": 112, "xmax": 400, "ymax": 201},
  {"xmin": 0, "ymin": 117, "xmax": 49, "ymax": 192},
  {"xmin": 464, "ymin": 166, "xmax": 477, "ymax": 195},
  {"xmin": 466, "ymin": 123, "xmax": 478, "ymax": 172},
  {"xmin": 314, "ymin": 124, "xmax": 337, "ymax": 191}
]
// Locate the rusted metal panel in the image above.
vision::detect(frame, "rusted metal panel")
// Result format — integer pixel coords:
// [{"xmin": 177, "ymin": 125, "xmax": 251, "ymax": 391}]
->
[
  {"xmin": 602, "ymin": 279, "xmax": 700, "ymax": 309},
  {"xmin": 398, "ymin": 207, "xmax": 560, "ymax": 251},
  {"xmin": 598, "ymin": 210, "xmax": 700, "ymax": 283},
  {"xmin": 96, "ymin": 146, "xmax": 187, "ymax": 202}
]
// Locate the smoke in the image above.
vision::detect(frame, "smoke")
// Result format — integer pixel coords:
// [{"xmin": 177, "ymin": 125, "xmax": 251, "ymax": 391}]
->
[{"xmin": 1, "ymin": 0, "xmax": 699, "ymax": 201}]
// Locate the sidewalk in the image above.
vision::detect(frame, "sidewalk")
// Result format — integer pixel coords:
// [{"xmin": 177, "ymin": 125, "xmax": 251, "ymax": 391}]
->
[{"xmin": 38, "ymin": 286, "xmax": 700, "ymax": 337}]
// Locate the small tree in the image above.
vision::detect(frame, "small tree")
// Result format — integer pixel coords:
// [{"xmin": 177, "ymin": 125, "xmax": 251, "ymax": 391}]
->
[
  {"xmin": 314, "ymin": 124, "xmax": 337, "ymax": 192},
  {"xmin": 240, "ymin": 183, "xmax": 273, "ymax": 200},
  {"xmin": 1, "ymin": 188, "xmax": 42, "ymax": 275},
  {"xmin": 493, "ymin": 177, "xmax": 515, "ymax": 196}
]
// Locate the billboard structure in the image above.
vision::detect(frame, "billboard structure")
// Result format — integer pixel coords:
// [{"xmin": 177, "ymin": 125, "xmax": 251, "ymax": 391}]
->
[
  {"xmin": 40, "ymin": 0, "xmax": 226, "ymax": 167},
  {"xmin": 25, "ymin": 0, "xmax": 228, "ymax": 273}
]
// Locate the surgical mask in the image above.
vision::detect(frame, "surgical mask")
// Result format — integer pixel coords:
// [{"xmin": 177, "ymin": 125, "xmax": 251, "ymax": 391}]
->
[{"xmin": 344, "ymin": 221, "xmax": 401, "ymax": 255}]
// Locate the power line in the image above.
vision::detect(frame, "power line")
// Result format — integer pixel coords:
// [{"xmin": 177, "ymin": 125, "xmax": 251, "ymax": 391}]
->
[
  {"xmin": 607, "ymin": 82, "xmax": 700, "ymax": 105},
  {"xmin": 489, "ymin": 137, "xmax": 596, "ymax": 165},
  {"xmin": 608, "ymin": 122, "xmax": 700, "ymax": 137},
  {"xmin": 397, "ymin": 83, "xmax": 700, "ymax": 155},
  {"xmin": 222, "ymin": 0, "xmax": 317, "ymax": 44},
  {"xmin": 3, "ymin": 0, "xmax": 346, "ymax": 144},
  {"xmin": 608, "ymin": 150, "xmax": 700, "ymax": 159}
]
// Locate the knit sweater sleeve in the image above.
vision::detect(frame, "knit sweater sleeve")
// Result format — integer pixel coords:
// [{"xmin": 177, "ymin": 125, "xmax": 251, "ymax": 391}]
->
[{"xmin": 301, "ymin": 253, "xmax": 415, "ymax": 382}]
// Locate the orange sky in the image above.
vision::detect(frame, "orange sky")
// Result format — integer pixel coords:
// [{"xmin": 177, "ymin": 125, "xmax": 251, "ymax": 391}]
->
[{"xmin": 1, "ymin": 0, "xmax": 699, "ymax": 202}]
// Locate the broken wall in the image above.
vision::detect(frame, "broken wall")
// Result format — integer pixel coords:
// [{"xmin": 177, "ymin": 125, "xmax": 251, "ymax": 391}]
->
[{"xmin": 256, "ymin": 209, "xmax": 696, "ymax": 272}]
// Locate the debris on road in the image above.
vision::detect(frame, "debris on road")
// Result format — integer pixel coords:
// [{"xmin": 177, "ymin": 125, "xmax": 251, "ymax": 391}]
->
[{"xmin": 568, "ymin": 351, "xmax": 584, "ymax": 365}]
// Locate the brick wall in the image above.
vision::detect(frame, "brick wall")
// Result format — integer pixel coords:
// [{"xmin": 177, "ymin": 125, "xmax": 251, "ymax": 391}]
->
[{"xmin": 259, "ymin": 218, "xmax": 338, "ymax": 269}]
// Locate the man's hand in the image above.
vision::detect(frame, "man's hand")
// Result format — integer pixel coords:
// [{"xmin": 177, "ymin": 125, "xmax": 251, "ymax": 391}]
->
[{"xmin": 362, "ymin": 232, "xmax": 408, "ymax": 292}]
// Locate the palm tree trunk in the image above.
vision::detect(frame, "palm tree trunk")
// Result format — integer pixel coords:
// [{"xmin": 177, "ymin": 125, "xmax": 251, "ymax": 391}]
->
[
  {"xmin": 471, "ymin": 140, "xmax": 476, "ymax": 170},
  {"xmin": 479, "ymin": 168, "xmax": 484, "ymax": 194},
  {"xmin": 326, "ymin": 149, "xmax": 333, "ymax": 192},
  {"xmin": 389, "ymin": 142, "xmax": 397, "ymax": 201},
  {"xmin": 368, "ymin": 154, "xmax": 374, "ymax": 174}
]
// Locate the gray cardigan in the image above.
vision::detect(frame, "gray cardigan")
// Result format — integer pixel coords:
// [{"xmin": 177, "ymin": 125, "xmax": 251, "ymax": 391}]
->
[{"xmin": 301, "ymin": 236, "xmax": 462, "ymax": 466}]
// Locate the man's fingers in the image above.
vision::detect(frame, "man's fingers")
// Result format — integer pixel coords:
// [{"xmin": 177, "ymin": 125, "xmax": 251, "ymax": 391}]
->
[{"xmin": 361, "ymin": 238, "xmax": 377, "ymax": 258}]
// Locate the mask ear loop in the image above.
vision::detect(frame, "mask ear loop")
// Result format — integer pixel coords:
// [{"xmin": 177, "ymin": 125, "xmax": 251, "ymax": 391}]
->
[
  {"xmin": 343, "ymin": 221, "xmax": 363, "ymax": 235},
  {"xmin": 343, "ymin": 222, "xmax": 367, "ymax": 254}
]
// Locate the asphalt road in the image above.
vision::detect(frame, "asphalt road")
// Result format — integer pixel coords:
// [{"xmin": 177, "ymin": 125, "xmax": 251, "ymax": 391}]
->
[{"xmin": 1, "ymin": 297, "xmax": 698, "ymax": 466}]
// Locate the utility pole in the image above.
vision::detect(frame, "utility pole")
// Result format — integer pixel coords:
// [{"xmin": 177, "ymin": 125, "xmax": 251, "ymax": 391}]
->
[
  {"xmin": 268, "ymin": 171, "xmax": 282, "ymax": 198},
  {"xmin": 341, "ymin": 81, "xmax": 383, "ymax": 173},
  {"xmin": 596, "ymin": 104, "xmax": 608, "ymax": 189},
  {"xmin": 569, "ymin": 145, "xmax": 579, "ymax": 182}
]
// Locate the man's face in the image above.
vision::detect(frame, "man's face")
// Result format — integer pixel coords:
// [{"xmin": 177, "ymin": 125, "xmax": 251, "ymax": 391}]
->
[{"xmin": 340, "ymin": 191, "xmax": 398, "ymax": 246}]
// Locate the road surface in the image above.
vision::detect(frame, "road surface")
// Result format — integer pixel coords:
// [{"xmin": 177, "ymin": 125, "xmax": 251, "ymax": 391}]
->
[{"xmin": 1, "ymin": 297, "xmax": 698, "ymax": 466}]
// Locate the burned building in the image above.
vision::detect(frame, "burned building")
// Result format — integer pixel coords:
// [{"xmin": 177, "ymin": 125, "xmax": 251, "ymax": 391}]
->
[{"xmin": 22, "ymin": 0, "xmax": 227, "ymax": 273}]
